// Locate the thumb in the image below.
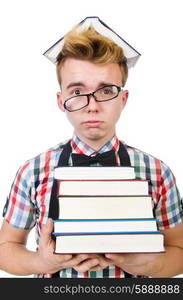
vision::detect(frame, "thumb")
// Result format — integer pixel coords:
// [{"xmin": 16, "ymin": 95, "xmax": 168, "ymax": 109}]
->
[{"xmin": 40, "ymin": 218, "xmax": 54, "ymax": 245}]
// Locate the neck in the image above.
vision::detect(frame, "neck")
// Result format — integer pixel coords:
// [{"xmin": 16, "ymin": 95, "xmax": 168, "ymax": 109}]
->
[{"xmin": 74, "ymin": 131, "xmax": 116, "ymax": 152}]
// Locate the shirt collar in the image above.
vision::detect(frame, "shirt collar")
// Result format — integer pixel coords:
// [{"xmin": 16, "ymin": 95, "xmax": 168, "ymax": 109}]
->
[{"xmin": 71, "ymin": 133, "xmax": 120, "ymax": 156}]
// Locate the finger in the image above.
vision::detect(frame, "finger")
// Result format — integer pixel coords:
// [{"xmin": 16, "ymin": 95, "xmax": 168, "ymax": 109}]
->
[
  {"xmin": 74, "ymin": 258, "xmax": 99, "ymax": 273},
  {"xmin": 54, "ymin": 253, "xmax": 73, "ymax": 264},
  {"xmin": 90, "ymin": 258, "xmax": 109, "ymax": 270},
  {"xmin": 60, "ymin": 254, "xmax": 90, "ymax": 269},
  {"xmin": 105, "ymin": 253, "xmax": 125, "ymax": 264},
  {"xmin": 70, "ymin": 254, "xmax": 90, "ymax": 266},
  {"xmin": 89, "ymin": 265, "xmax": 103, "ymax": 271},
  {"xmin": 40, "ymin": 218, "xmax": 54, "ymax": 245}
]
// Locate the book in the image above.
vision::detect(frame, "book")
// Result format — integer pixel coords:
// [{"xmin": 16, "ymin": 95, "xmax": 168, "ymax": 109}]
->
[
  {"xmin": 52, "ymin": 166, "xmax": 160, "ymax": 254},
  {"xmin": 57, "ymin": 195, "xmax": 154, "ymax": 219},
  {"xmin": 54, "ymin": 166, "xmax": 136, "ymax": 180},
  {"xmin": 43, "ymin": 16, "xmax": 141, "ymax": 69},
  {"xmin": 57, "ymin": 179, "xmax": 149, "ymax": 196},
  {"xmin": 54, "ymin": 233, "xmax": 165, "ymax": 254},
  {"xmin": 53, "ymin": 218, "xmax": 158, "ymax": 235}
]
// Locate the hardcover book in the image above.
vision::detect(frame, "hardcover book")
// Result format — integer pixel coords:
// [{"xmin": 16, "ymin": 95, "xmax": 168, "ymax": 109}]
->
[
  {"xmin": 57, "ymin": 179, "xmax": 149, "ymax": 196},
  {"xmin": 43, "ymin": 16, "xmax": 141, "ymax": 68},
  {"xmin": 57, "ymin": 195, "xmax": 154, "ymax": 219},
  {"xmin": 54, "ymin": 166, "xmax": 135, "ymax": 180},
  {"xmin": 53, "ymin": 218, "xmax": 158, "ymax": 235},
  {"xmin": 54, "ymin": 233, "xmax": 165, "ymax": 254}
]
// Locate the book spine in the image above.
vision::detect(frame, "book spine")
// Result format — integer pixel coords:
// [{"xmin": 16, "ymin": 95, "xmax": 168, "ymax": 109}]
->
[
  {"xmin": 53, "ymin": 218, "xmax": 157, "ymax": 222},
  {"xmin": 53, "ymin": 230, "xmax": 160, "ymax": 236}
]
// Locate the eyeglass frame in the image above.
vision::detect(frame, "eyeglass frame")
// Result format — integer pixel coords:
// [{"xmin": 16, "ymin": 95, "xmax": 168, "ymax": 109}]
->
[{"xmin": 63, "ymin": 84, "xmax": 124, "ymax": 112}]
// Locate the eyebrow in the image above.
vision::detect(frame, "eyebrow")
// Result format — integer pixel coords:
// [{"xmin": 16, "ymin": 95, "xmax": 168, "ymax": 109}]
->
[
  {"xmin": 66, "ymin": 81, "xmax": 116, "ymax": 90},
  {"xmin": 66, "ymin": 82, "xmax": 85, "ymax": 90}
]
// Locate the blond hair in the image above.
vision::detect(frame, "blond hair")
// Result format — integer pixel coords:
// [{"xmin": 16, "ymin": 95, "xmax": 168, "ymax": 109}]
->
[{"xmin": 56, "ymin": 26, "xmax": 128, "ymax": 86}]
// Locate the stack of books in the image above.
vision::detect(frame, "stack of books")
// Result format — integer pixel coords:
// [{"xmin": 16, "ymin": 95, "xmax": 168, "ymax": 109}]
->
[{"xmin": 52, "ymin": 166, "xmax": 164, "ymax": 254}]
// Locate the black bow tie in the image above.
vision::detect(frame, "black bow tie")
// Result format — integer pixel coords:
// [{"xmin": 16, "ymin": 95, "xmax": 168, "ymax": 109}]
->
[{"xmin": 72, "ymin": 150, "xmax": 117, "ymax": 166}]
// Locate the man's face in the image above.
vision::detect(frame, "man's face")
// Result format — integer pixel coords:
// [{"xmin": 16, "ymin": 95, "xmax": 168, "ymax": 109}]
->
[{"xmin": 57, "ymin": 58, "xmax": 128, "ymax": 146}]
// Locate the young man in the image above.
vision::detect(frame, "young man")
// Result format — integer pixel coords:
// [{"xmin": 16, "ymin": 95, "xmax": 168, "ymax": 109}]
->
[{"xmin": 0, "ymin": 17, "xmax": 183, "ymax": 278}]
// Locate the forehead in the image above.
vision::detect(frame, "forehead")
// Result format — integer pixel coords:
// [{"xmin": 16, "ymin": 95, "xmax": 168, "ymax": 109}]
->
[{"xmin": 60, "ymin": 58, "xmax": 123, "ymax": 88}]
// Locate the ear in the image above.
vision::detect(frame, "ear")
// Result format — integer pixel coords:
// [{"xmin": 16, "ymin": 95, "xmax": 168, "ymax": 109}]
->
[
  {"xmin": 121, "ymin": 89, "xmax": 129, "ymax": 108},
  {"xmin": 57, "ymin": 91, "xmax": 65, "ymax": 112}
]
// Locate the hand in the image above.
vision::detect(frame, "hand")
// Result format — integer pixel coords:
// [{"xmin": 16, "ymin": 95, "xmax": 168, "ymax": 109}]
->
[
  {"xmin": 73, "ymin": 253, "xmax": 112, "ymax": 273},
  {"xmin": 37, "ymin": 218, "xmax": 94, "ymax": 274},
  {"xmin": 105, "ymin": 252, "xmax": 164, "ymax": 276}
]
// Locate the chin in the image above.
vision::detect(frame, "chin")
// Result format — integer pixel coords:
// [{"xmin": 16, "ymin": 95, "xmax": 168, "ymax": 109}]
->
[{"xmin": 87, "ymin": 133, "xmax": 105, "ymax": 141}]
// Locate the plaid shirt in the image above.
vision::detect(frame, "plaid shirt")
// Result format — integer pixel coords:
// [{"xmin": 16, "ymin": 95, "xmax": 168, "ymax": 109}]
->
[{"xmin": 3, "ymin": 134, "xmax": 183, "ymax": 278}]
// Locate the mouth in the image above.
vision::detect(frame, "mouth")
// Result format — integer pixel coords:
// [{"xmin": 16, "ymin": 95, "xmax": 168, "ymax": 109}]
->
[{"xmin": 82, "ymin": 120, "xmax": 103, "ymax": 128}]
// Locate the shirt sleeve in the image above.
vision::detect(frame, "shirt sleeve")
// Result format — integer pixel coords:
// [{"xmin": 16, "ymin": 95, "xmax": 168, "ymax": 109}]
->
[
  {"xmin": 3, "ymin": 161, "xmax": 37, "ymax": 230},
  {"xmin": 155, "ymin": 162, "xmax": 183, "ymax": 230}
]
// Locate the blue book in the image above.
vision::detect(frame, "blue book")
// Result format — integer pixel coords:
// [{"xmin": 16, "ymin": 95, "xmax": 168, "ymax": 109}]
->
[{"xmin": 53, "ymin": 218, "xmax": 159, "ymax": 236}]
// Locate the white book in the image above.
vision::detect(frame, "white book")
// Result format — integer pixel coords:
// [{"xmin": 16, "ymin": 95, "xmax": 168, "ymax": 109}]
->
[
  {"xmin": 43, "ymin": 16, "xmax": 141, "ymax": 69},
  {"xmin": 57, "ymin": 180, "xmax": 149, "ymax": 196},
  {"xmin": 53, "ymin": 218, "xmax": 158, "ymax": 235},
  {"xmin": 54, "ymin": 233, "xmax": 165, "ymax": 254},
  {"xmin": 54, "ymin": 166, "xmax": 135, "ymax": 180},
  {"xmin": 57, "ymin": 195, "xmax": 153, "ymax": 219}
]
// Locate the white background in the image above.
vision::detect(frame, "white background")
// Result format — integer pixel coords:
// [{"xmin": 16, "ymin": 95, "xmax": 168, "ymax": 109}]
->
[{"xmin": 0, "ymin": 0, "xmax": 182, "ymax": 277}]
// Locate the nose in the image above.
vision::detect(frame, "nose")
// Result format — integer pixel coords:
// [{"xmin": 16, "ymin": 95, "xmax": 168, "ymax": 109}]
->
[{"xmin": 85, "ymin": 94, "xmax": 99, "ymax": 112}]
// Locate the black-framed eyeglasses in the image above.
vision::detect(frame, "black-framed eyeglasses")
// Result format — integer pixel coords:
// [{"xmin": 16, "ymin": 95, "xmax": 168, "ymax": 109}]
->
[{"xmin": 63, "ymin": 85, "xmax": 123, "ymax": 112}]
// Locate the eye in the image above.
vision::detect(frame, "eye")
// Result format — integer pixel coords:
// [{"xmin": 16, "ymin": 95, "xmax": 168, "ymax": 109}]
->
[
  {"xmin": 74, "ymin": 89, "xmax": 81, "ymax": 95},
  {"xmin": 102, "ymin": 87, "xmax": 113, "ymax": 94}
]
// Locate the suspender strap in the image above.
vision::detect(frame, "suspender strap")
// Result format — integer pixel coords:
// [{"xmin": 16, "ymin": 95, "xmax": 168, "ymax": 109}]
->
[
  {"xmin": 48, "ymin": 141, "xmax": 72, "ymax": 220},
  {"xmin": 118, "ymin": 142, "xmax": 131, "ymax": 166}
]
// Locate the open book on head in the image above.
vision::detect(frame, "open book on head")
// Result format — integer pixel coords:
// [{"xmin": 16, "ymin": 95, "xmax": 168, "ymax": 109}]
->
[{"xmin": 43, "ymin": 16, "xmax": 141, "ymax": 68}]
